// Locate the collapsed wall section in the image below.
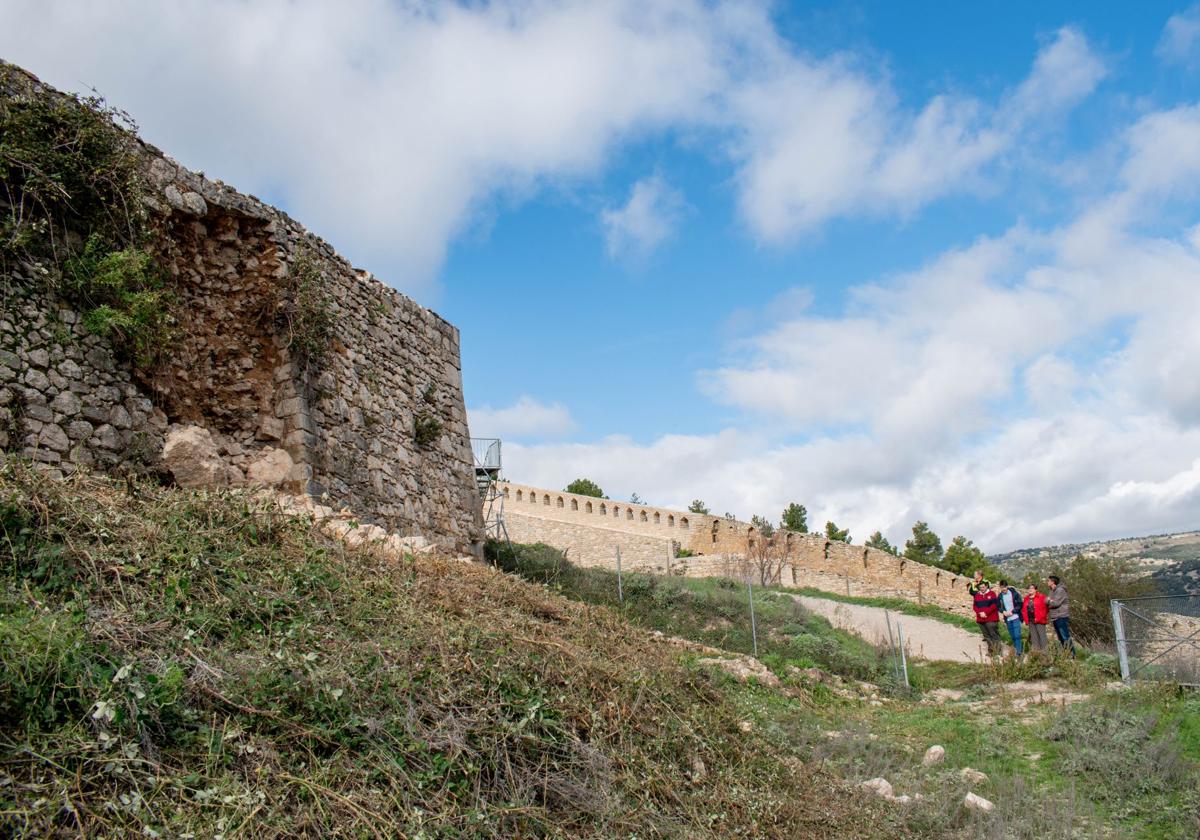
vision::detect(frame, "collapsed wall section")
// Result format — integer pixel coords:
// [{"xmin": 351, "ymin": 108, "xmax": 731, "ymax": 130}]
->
[{"xmin": 0, "ymin": 63, "xmax": 479, "ymax": 553}]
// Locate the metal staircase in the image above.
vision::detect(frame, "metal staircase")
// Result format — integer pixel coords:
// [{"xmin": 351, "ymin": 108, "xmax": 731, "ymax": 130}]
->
[{"xmin": 470, "ymin": 438, "xmax": 512, "ymax": 557}]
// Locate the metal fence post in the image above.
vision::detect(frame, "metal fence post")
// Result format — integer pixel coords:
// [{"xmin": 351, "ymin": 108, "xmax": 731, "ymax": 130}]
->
[
  {"xmin": 897, "ymin": 623, "xmax": 910, "ymax": 690},
  {"xmin": 616, "ymin": 545, "xmax": 624, "ymax": 606},
  {"xmin": 747, "ymin": 576, "xmax": 759, "ymax": 658},
  {"xmin": 884, "ymin": 610, "xmax": 901, "ymax": 686},
  {"xmin": 1111, "ymin": 599, "xmax": 1131, "ymax": 684}
]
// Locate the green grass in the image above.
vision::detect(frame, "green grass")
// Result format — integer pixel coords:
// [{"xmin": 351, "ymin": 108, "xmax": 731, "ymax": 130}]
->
[
  {"xmin": 489, "ymin": 541, "xmax": 903, "ymax": 690},
  {"xmin": 493, "ymin": 541, "xmax": 1200, "ymax": 839},
  {"xmin": 0, "ymin": 463, "xmax": 902, "ymax": 839}
]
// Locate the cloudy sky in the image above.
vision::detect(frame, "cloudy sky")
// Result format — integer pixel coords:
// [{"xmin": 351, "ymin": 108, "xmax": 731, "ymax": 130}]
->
[{"xmin": 4, "ymin": 1, "xmax": 1200, "ymax": 552}]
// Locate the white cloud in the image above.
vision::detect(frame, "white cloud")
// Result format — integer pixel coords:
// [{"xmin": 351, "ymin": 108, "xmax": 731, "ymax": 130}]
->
[
  {"xmin": 727, "ymin": 27, "xmax": 1104, "ymax": 242},
  {"xmin": 0, "ymin": 4, "xmax": 1105, "ymax": 294},
  {"xmin": 510, "ymin": 99, "xmax": 1200, "ymax": 552},
  {"xmin": 1158, "ymin": 4, "xmax": 1200, "ymax": 66},
  {"xmin": 468, "ymin": 395, "xmax": 575, "ymax": 441},
  {"xmin": 601, "ymin": 175, "xmax": 686, "ymax": 261},
  {"xmin": 1120, "ymin": 105, "xmax": 1200, "ymax": 198},
  {"xmin": 0, "ymin": 0, "xmax": 731, "ymax": 295},
  {"xmin": 1004, "ymin": 27, "xmax": 1108, "ymax": 124}
]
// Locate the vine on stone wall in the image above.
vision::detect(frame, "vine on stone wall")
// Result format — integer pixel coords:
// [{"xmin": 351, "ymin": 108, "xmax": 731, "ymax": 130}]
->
[
  {"xmin": 275, "ymin": 248, "xmax": 335, "ymax": 373},
  {"xmin": 0, "ymin": 66, "xmax": 174, "ymax": 368}
]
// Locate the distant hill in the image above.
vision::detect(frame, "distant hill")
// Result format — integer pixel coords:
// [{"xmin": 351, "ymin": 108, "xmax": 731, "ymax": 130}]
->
[{"xmin": 989, "ymin": 531, "xmax": 1200, "ymax": 597}]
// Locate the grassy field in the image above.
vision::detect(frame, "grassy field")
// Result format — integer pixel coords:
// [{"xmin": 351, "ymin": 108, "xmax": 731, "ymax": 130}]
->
[
  {"xmin": 494, "ymin": 541, "xmax": 1200, "ymax": 839},
  {"xmin": 0, "ymin": 463, "xmax": 898, "ymax": 838},
  {"xmin": 1, "ymin": 462, "xmax": 1195, "ymax": 838}
]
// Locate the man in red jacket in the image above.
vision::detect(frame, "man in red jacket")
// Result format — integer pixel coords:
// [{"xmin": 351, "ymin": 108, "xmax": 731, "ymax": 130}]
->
[
  {"xmin": 1023, "ymin": 583, "xmax": 1049, "ymax": 652},
  {"xmin": 973, "ymin": 580, "xmax": 1002, "ymax": 655}
]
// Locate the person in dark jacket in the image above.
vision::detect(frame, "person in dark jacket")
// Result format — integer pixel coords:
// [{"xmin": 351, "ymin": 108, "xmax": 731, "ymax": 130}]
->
[
  {"xmin": 1046, "ymin": 575, "xmax": 1074, "ymax": 657},
  {"xmin": 973, "ymin": 581, "xmax": 1002, "ymax": 655},
  {"xmin": 1023, "ymin": 583, "xmax": 1049, "ymax": 652}
]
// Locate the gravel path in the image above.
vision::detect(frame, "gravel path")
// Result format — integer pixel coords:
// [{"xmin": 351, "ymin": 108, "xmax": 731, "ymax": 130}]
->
[{"xmin": 794, "ymin": 595, "xmax": 986, "ymax": 664}]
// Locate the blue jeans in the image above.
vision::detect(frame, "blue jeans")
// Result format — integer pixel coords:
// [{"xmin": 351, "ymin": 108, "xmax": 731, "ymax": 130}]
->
[
  {"xmin": 1052, "ymin": 617, "xmax": 1075, "ymax": 657},
  {"xmin": 1005, "ymin": 617, "xmax": 1023, "ymax": 654}
]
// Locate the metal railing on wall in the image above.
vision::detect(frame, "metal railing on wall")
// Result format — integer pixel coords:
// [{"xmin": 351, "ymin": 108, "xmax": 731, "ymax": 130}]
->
[{"xmin": 1111, "ymin": 594, "xmax": 1200, "ymax": 687}]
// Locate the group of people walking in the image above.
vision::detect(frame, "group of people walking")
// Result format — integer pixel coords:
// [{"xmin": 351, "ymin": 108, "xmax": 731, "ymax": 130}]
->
[{"xmin": 970, "ymin": 571, "xmax": 1074, "ymax": 657}]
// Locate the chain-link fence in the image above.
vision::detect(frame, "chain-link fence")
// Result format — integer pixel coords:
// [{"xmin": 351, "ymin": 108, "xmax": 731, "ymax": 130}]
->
[{"xmin": 1111, "ymin": 594, "xmax": 1200, "ymax": 686}]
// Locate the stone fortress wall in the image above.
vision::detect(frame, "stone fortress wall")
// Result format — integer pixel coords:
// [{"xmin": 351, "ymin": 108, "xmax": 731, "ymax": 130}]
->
[
  {"xmin": 500, "ymin": 482, "xmax": 972, "ymax": 613},
  {"xmin": 0, "ymin": 63, "xmax": 479, "ymax": 553}
]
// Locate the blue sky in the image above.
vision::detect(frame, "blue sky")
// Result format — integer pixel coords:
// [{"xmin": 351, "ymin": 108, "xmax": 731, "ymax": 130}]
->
[{"xmin": 4, "ymin": 1, "xmax": 1200, "ymax": 551}]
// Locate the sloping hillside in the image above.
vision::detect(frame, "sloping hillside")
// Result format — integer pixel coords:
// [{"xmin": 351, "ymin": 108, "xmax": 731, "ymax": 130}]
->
[
  {"xmin": 990, "ymin": 531, "xmax": 1200, "ymax": 596},
  {"xmin": 0, "ymin": 461, "xmax": 892, "ymax": 838}
]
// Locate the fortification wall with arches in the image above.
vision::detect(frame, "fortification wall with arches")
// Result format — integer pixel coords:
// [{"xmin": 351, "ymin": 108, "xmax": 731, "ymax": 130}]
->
[{"xmin": 500, "ymin": 482, "xmax": 972, "ymax": 614}]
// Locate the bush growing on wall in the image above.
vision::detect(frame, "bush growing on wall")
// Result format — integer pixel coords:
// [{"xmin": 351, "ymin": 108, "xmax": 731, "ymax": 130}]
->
[{"xmin": 0, "ymin": 67, "xmax": 173, "ymax": 367}]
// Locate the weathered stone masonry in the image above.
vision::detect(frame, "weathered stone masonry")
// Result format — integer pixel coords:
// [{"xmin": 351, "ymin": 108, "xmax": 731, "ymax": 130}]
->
[
  {"xmin": 1, "ymin": 64, "xmax": 480, "ymax": 553},
  {"xmin": 500, "ymin": 482, "xmax": 972, "ymax": 613}
]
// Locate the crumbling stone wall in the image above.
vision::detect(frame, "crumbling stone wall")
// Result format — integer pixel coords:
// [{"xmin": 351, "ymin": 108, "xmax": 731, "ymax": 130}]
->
[
  {"xmin": 498, "ymin": 481, "xmax": 971, "ymax": 613},
  {"xmin": 1, "ymin": 64, "xmax": 479, "ymax": 553}
]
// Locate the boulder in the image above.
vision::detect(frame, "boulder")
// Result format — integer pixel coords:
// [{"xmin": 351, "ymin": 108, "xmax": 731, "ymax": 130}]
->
[
  {"xmin": 860, "ymin": 777, "xmax": 894, "ymax": 799},
  {"xmin": 162, "ymin": 425, "xmax": 233, "ymax": 488},
  {"xmin": 246, "ymin": 447, "xmax": 295, "ymax": 488},
  {"xmin": 963, "ymin": 792, "xmax": 994, "ymax": 813},
  {"xmin": 922, "ymin": 745, "xmax": 946, "ymax": 766}
]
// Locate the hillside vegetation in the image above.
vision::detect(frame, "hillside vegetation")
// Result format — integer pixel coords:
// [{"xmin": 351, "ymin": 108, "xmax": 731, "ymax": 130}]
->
[
  {"xmin": 495, "ymin": 542, "xmax": 1200, "ymax": 839},
  {"xmin": 0, "ymin": 462, "xmax": 896, "ymax": 838}
]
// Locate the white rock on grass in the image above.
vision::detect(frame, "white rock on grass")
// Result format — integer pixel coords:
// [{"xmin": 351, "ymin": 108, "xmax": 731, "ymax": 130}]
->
[
  {"xmin": 922, "ymin": 745, "xmax": 946, "ymax": 766},
  {"xmin": 964, "ymin": 792, "xmax": 995, "ymax": 813},
  {"xmin": 959, "ymin": 767, "xmax": 989, "ymax": 785},
  {"xmin": 860, "ymin": 778, "xmax": 894, "ymax": 799}
]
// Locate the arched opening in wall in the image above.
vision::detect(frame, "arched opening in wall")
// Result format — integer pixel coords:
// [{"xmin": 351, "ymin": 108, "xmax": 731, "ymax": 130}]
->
[
  {"xmin": 613, "ymin": 506, "xmax": 620, "ymax": 518},
  {"xmin": 668, "ymin": 515, "xmax": 674, "ymax": 527},
  {"xmin": 823, "ymin": 541, "xmax": 831, "ymax": 561},
  {"xmin": 503, "ymin": 486, "xmax": 510, "ymax": 497},
  {"xmin": 570, "ymin": 499, "xmax": 578, "ymax": 511},
  {"xmin": 516, "ymin": 490, "xmax": 523, "ymax": 501},
  {"xmin": 626, "ymin": 508, "xmax": 634, "ymax": 520},
  {"xmin": 863, "ymin": 549, "xmax": 869, "ymax": 569},
  {"xmin": 936, "ymin": 571, "xmax": 941, "ymax": 587},
  {"xmin": 899, "ymin": 559, "xmax": 906, "ymax": 575},
  {"xmin": 680, "ymin": 517, "xmax": 689, "ymax": 530},
  {"xmin": 599, "ymin": 504, "xmax": 607, "ymax": 515},
  {"xmin": 654, "ymin": 512, "xmax": 660, "ymax": 525},
  {"xmin": 543, "ymin": 494, "xmax": 550, "ymax": 506},
  {"xmin": 586, "ymin": 501, "xmax": 593, "ymax": 513},
  {"xmin": 556, "ymin": 496, "xmax": 564, "ymax": 508},
  {"xmin": 530, "ymin": 493, "xmax": 537, "ymax": 504},
  {"xmin": 640, "ymin": 510, "xmax": 648, "ymax": 522},
  {"xmin": 712, "ymin": 520, "xmax": 719, "ymax": 544}
]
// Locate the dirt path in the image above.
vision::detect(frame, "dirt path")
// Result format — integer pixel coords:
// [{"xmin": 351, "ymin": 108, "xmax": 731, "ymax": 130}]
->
[{"xmin": 794, "ymin": 595, "xmax": 986, "ymax": 664}]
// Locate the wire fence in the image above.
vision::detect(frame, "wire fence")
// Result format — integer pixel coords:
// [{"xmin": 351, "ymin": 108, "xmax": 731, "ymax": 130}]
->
[{"xmin": 1111, "ymin": 594, "xmax": 1200, "ymax": 687}]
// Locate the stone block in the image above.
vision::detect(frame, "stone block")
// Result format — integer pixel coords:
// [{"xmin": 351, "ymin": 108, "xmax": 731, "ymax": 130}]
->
[
  {"xmin": 66, "ymin": 420, "xmax": 94, "ymax": 441},
  {"xmin": 50, "ymin": 390, "xmax": 81, "ymax": 416},
  {"xmin": 38, "ymin": 423, "xmax": 70, "ymax": 452},
  {"xmin": 162, "ymin": 425, "xmax": 232, "ymax": 489}
]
